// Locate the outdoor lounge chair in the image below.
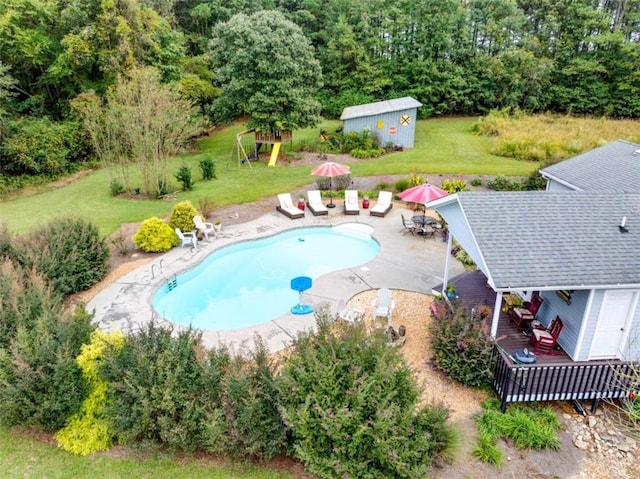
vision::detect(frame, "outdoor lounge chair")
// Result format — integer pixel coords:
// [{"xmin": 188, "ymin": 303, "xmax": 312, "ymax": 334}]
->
[
  {"xmin": 344, "ymin": 190, "xmax": 360, "ymax": 215},
  {"xmin": 369, "ymin": 191, "xmax": 393, "ymax": 217},
  {"xmin": 193, "ymin": 215, "xmax": 215, "ymax": 241},
  {"xmin": 306, "ymin": 190, "xmax": 329, "ymax": 216},
  {"xmin": 510, "ymin": 294, "xmax": 543, "ymax": 330},
  {"xmin": 401, "ymin": 214, "xmax": 416, "ymax": 235},
  {"xmin": 529, "ymin": 315, "xmax": 563, "ymax": 354},
  {"xmin": 371, "ymin": 288, "xmax": 395, "ymax": 326},
  {"xmin": 276, "ymin": 193, "xmax": 305, "ymax": 219},
  {"xmin": 175, "ymin": 227, "xmax": 198, "ymax": 248}
]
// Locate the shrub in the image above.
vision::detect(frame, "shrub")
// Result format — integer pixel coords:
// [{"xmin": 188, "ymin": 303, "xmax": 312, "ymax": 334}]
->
[
  {"xmin": 199, "ymin": 155, "xmax": 217, "ymax": 180},
  {"xmin": 20, "ymin": 217, "xmax": 110, "ymax": 297},
  {"xmin": 101, "ymin": 322, "xmax": 214, "ymax": 451},
  {"xmin": 55, "ymin": 330, "xmax": 125, "ymax": 455},
  {"xmin": 133, "ymin": 217, "xmax": 178, "ymax": 253},
  {"xmin": 522, "ymin": 170, "xmax": 547, "ymax": 190},
  {"xmin": 169, "ymin": 200, "xmax": 198, "ymax": 232},
  {"xmin": 486, "ymin": 175, "xmax": 523, "ymax": 191},
  {"xmin": 203, "ymin": 337, "xmax": 287, "ymax": 460},
  {"xmin": 394, "ymin": 178, "xmax": 411, "ymax": 193},
  {"xmin": 278, "ymin": 308, "xmax": 455, "ymax": 478},
  {"xmin": 175, "ymin": 165, "xmax": 194, "ymax": 191},
  {"xmin": 109, "ymin": 178, "xmax": 125, "ymax": 196},
  {"xmin": 197, "ymin": 197, "xmax": 216, "ymax": 219},
  {"xmin": 350, "ymin": 147, "xmax": 384, "ymax": 158},
  {"xmin": 0, "ymin": 305, "xmax": 93, "ymax": 431},
  {"xmin": 471, "ymin": 178, "xmax": 483, "ymax": 187},
  {"xmin": 473, "ymin": 398, "xmax": 561, "ymax": 466},
  {"xmin": 429, "ymin": 302, "xmax": 494, "ymax": 388},
  {"xmin": 441, "ymin": 178, "xmax": 468, "ymax": 193}
]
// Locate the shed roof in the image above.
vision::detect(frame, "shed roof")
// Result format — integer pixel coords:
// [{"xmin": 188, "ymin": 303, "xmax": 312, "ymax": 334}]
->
[
  {"xmin": 340, "ymin": 97, "xmax": 423, "ymax": 120},
  {"xmin": 540, "ymin": 140, "xmax": 640, "ymax": 192},
  {"xmin": 431, "ymin": 191, "xmax": 640, "ymax": 290}
]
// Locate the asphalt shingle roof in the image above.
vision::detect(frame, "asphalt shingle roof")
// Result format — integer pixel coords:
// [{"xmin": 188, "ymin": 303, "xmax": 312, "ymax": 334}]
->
[
  {"xmin": 540, "ymin": 140, "xmax": 640, "ymax": 192},
  {"xmin": 454, "ymin": 191, "xmax": 640, "ymax": 290},
  {"xmin": 340, "ymin": 97, "xmax": 422, "ymax": 120}
]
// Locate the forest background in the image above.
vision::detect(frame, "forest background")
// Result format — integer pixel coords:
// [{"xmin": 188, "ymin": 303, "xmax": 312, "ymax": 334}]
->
[{"xmin": 0, "ymin": 0, "xmax": 639, "ymax": 189}]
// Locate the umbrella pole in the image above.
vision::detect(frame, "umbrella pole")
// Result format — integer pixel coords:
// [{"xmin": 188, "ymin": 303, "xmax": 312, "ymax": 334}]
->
[{"xmin": 327, "ymin": 177, "xmax": 336, "ymax": 208}]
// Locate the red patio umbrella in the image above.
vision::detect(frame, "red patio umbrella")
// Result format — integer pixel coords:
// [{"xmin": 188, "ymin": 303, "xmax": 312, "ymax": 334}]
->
[
  {"xmin": 311, "ymin": 161, "xmax": 351, "ymax": 208},
  {"xmin": 397, "ymin": 183, "xmax": 448, "ymax": 206}
]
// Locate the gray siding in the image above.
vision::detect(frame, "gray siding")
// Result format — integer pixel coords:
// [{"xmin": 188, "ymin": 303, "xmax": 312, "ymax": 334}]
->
[
  {"xmin": 440, "ymin": 203, "xmax": 489, "ymax": 276},
  {"xmin": 342, "ymin": 108, "xmax": 418, "ymax": 148},
  {"xmin": 537, "ymin": 290, "xmax": 589, "ymax": 360},
  {"xmin": 576, "ymin": 290, "xmax": 604, "ymax": 361}
]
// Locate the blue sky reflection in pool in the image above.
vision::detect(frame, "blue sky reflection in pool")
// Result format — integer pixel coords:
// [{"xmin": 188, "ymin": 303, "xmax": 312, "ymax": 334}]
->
[{"xmin": 153, "ymin": 224, "xmax": 379, "ymax": 330}]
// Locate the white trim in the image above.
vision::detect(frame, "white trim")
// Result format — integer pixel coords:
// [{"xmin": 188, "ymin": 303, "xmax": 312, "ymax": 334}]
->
[
  {"xmin": 490, "ymin": 292, "xmax": 502, "ymax": 338},
  {"xmin": 574, "ymin": 289, "xmax": 594, "ymax": 360}
]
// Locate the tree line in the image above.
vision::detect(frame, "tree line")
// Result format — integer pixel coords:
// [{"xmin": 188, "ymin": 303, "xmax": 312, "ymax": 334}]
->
[{"xmin": 0, "ymin": 0, "xmax": 638, "ymax": 182}]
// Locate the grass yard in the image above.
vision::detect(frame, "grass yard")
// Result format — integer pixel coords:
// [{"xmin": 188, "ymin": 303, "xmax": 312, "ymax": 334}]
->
[
  {"xmin": 0, "ymin": 117, "xmax": 534, "ymax": 236},
  {"xmin": 0, "ymin": 426, "xmax": 294, "ymax": 479}
]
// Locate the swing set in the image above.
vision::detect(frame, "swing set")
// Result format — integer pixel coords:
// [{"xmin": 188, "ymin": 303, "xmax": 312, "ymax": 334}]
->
[{"xmin": 232, "ymin": 129, "xmax": 293, "ymax": 169}]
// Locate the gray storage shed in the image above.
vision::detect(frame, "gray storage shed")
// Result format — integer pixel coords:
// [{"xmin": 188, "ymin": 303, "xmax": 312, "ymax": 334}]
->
[{"xmin": 340, "ymin": 96, "xmax": 422, "ymax": 149}]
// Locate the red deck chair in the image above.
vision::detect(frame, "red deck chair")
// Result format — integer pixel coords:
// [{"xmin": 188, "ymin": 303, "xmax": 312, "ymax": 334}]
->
[
  {"xmin": 529, "ymin": 316, "xmax": 564, "ymax": 354},
  {"xmin": 509, "ymin": 294, "xmax": 543, "ymax": 330}
]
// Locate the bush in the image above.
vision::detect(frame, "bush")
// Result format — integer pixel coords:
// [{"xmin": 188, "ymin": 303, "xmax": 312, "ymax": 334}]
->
[
  {"xmin": 133, "ymin": 217, "xmax": 178, "ymax": 253},
  {"xmin": 394, "ymin": 178, "xmax": 411, "ymax": 193},
  {"xmin": 0, "ymin": 305, "xmax": 93, "ymax": 431},
  {"xmin": 109, "ymin": 178, "xmax": 125, "ymax": 196},
  {"xmin": 278, "ymin": 308, "xmax": 455, "ymax": 478},
  {"xmin": 202, "ymin": 337, "xmax": 287, "ymax": 460},
  {"xmin": 101, "ymin": 323, "xmax": 215, "ymax": 451},
  {"xmin": 429, "ymin": 301, "xmax": 494, "ymax": 388},
  {"xmin": 441, "ymin": 178, "xmax": 468, "ymax": 193},
  {"xmin": 486, "ymin": 175, "xmax": 523, "ymax": 191},
  {"xmin": 169, "ymin": 200, "xmax": 198, "ymax": 233},
  {"xmin": 175, "ymin": 165, "xmax": 194, "ymax": 191},
  {"xmin": 55, "ymin": 330, "xmax": 125, "ymax": 455},
  {"xmin": 350, "ymin": 147, "xmax": 384, "ymax": 158},
  {"xmin": 20, "ymin": 217, "xmax": 110, "ymax": 297},
  {"xmin": 471, "ymin": 178, "xmax": 483, "ymax": 187},
  {"xmin": 199, "ymin": 155, "xmax": 217, "ymax": 180},
  {"xmin": 473, "ymin": 398, "xmax": 561, "ymax": 466},
  {"xmin": 522, "ymin": 170, "xmax": 547, "ymax": 190}
]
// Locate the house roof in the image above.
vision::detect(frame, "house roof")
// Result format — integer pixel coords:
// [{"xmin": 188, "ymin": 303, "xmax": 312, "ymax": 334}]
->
[
  {"xmin": 431, "ymin": 191, "xmax": 640, "ymax": 291},
  {"xmin": 540, "ymin": 140, "xmax": 640, "ymax": 192},
  {"xmin": 340, "ymin": 97, "xmax": 423, "ymax": 120}
]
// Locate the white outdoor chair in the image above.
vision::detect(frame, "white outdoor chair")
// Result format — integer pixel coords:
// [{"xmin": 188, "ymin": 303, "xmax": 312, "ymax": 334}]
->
[
  {"xmin": 306, "ymin": 190, "xmax": 329, "ymax": 216},
  {"xmin": 276, "ymin": 193, "xmax": 305, "ymax": 219},
  {"xmin": 336, "ymin": 298, "xmax": 363, "ymax": 323},
  {"xmin": 344, "ymin": 190, "xmax": 360, "ymax": 215},
  {"xmin": 371, "ymin": 288, "xmax": 395, "ymax": 326},
  {"xmin": 193, "ymin": 215, "xmax": 215, "ymax": 241},
  {"xmin": 369, "ymin": 191, "xmax": 393, "ymax": 217},
  {"xmin": 175, "ymin": 227, "xmax": 197, "ymax": 248}
]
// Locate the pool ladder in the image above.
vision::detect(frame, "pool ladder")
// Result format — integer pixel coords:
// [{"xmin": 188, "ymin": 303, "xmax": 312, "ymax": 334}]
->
[{"xmin": 151, "ymin": 259, "xmax": 178, "ymax": 291}]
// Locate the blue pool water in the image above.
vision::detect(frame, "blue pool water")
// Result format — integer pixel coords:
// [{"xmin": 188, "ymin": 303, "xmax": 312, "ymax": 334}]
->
[{"xmin": 153, "ymin": 224, "xmax": 379, "ymax": 330}]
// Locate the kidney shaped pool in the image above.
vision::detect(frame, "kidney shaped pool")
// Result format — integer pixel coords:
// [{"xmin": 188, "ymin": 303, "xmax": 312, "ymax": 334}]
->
[{"xmin": 152, "ymin": 224, "xmax": 379, "ymax": 331}]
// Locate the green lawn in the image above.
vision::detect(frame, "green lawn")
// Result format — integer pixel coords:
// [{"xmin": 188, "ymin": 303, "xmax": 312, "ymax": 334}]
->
[
  {"xmin": 0, "ymin": 117, "xmax": 535, "ymax": 236},
  {"xmin": 0, "ymin": 426, "xmax": 293, "ymax": 479}
]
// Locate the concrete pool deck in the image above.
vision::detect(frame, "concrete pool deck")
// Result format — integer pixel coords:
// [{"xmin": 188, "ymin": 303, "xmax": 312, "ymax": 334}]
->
[{"xmin": 87, "ymin": 202, "xmax": 465, "ymax": 353}]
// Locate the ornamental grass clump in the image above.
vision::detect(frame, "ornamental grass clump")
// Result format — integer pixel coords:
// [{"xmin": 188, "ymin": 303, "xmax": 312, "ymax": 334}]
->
[{"xmin": 278, "ymin": 307, "xmax": 455, "ymax": 478}]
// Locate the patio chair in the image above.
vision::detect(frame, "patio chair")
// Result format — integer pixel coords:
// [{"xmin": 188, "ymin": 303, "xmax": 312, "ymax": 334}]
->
[
  {"xmin": 193, "ymin": 215, "xmax": 215, "ymax": 241},
  {"xmin": 306, "ymin": 190, "xmax": 329, "ymax": 216},
  {"xmin": 175, "ymin": 227, "xmax": 197, "ymax": 249},
  {"xmin": 529, "ymin": 315, "xmax": 564, "ymax": 354},
  {"xmin": 276, "ymin": 193, "xmax": 305, "ymax": 219},
  {"xmin": 401, "ymin": 214, "xmax": 416, "ymax": 235},
  {"xmin": 344, "ymin": 190, "xmax": 360, "ymax": 215},
  {"xmin": 369, "ymin": 191, "xmax": 393, "ymax": 217},
  {"xmin": 336, "ymin": 298, "xmax": 363, "ymax": 323},
  {"xmin": 371, "ymin": 288, "xmax": 395, "ymax": 326},
  {"xmin": 509, "ymin": 294, "xmax": 543, "ymax": 330}
]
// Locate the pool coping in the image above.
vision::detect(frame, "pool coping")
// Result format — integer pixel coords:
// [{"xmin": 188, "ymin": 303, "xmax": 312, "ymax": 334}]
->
[{"xmin": 87, "ymin": 204, "xmax": 465, "ymax": 353}]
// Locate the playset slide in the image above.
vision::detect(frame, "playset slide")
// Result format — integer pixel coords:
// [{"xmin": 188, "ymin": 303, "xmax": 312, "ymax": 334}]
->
[{"xmin": 268, "ymin": 142, "xmax": 281, "ymax": 167}]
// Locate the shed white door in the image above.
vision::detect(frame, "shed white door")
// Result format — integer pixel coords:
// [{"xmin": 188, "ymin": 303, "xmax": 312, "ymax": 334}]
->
[{"xmin": 590, "ymin": 290, "xmax": 636, "ymax": 359}]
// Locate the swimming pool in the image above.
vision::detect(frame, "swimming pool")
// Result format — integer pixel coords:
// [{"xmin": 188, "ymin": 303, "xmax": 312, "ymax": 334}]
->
[{"xmin": 152, "ymin": 224, "xmax": 380, "ymax": 330}]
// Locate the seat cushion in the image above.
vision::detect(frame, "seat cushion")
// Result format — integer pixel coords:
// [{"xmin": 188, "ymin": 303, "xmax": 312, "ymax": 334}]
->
[{"xmin": 532, "ymin": 329, "xmax": 553, "ymax": 341}]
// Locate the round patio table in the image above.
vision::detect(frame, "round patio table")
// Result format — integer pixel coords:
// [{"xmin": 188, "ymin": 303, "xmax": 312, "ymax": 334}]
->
[{"xmin": 411, "ymin": 215, "xmax": 439, "ymax": 227}]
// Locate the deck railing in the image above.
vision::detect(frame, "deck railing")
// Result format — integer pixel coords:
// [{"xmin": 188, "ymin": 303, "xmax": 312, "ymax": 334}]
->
[{"xmin": 491, "ymin": 345, "xmax": 635, "ymax": 412}]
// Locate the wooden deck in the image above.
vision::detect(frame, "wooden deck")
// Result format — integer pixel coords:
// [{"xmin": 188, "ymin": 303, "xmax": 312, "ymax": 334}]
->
[{"xmin": 437, "ymin": 270, "xmax": 635, "ymax": 411}]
